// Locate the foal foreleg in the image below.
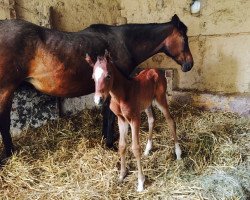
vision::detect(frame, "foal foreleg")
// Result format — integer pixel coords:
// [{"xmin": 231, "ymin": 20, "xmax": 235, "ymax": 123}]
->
[
  {"xmin": 130, "ymin": 118, "xmax": 145, "ymax": 192},
  {"xmin": 155, "ymin": 95, "xmax": 181, "ymax": 160},
  {"xmin": 144, "ymin": 105, "xmax": 155, "ymax": 156},
  {"xmin": 118, "ymin": 117, "xmax": 128, "ymax": 182}
]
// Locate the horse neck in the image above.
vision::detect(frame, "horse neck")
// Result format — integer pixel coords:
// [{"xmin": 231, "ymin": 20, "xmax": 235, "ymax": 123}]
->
[
  {"xmin": 120, "ymin": 22, "xmax": 174, "ymax": 65},
  {"xmin": 109, "ymin": 64, "xmax": 132, "ymax": 102}
]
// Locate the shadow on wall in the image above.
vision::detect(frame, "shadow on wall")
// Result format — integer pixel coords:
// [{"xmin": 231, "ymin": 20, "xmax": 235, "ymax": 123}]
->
[{"xmin": 10, "ymin": 83, "xmax": 59, "ymax": 135}]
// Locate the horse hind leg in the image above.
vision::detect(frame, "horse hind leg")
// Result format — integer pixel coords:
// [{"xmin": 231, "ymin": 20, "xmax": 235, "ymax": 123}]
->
[
  {"xmin": 155, "ymin": 93, "xmax": 181, "ymax": 160},
  {"xmin": 144, "ymin": 105, "xmax": 155, "ymax": 156},
  {"xmin": 0, "ymin": 87, "xmax": 15, "ymax": 160}
]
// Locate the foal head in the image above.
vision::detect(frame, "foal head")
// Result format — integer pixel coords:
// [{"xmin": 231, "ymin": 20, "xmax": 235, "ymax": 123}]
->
[
  {"xmin": 161, "ymin": 14, "xmax": 194, "ymax": 72},
  {"xmin": 86, "ymin": 51, "xmax": 114, "ymax": 106}
]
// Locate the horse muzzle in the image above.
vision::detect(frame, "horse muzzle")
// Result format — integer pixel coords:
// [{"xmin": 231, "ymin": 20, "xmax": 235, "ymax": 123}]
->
[
  {"xmin": 181, "ymin": 62, "xmax": 193, "ymax": 72},
  {"xmin": 94, "ymin": 95, "xmax": 104, "ymax": 106}
]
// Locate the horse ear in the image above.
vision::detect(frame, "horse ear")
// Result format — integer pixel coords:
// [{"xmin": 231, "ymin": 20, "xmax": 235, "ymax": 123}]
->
[
  {"xmin": 104, "ymin": 49, "xmax": 109, "ymax": 56},
  {"xmin": 171, "ymin": 14, "xmax": 180, "ymax": 27},
  {"xmin": 85, "ymin": 53, "xmax": 94, "ymax": 67}
]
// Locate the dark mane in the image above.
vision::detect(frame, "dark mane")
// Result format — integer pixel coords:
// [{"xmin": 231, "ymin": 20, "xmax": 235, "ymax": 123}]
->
[
  {"xmin": 88, "ymin": 24, "xmax": 113, "ymax": 33},
  {"xmin": 119, "ymin": 23, "xmax": 171, "ymax": 43}
]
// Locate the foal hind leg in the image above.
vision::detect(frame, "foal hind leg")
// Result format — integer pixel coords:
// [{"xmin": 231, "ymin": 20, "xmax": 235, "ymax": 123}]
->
[
  {"xmin": 0, "ymin": 88, "xmax": 15, "ymax": 159},
  {"xmin": 155, "ymin": 94, "xmax": 181, "ymax": 160},
  {"xmin": 144, "ymin": 105, "xmax": 155, "ymax": 156}
]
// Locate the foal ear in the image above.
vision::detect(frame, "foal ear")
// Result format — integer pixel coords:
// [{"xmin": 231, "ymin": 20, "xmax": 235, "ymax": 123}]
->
[
  {"xmin": 171, "ymin": 14, "xmax": 180, "ymax": 27},
  {"xmin": 104, "ymin": 49, "xmax": 112, "ymax": 62},
  {"xmin": 85, "ymin": 53, "xmax": 94, "ymax": 67}
]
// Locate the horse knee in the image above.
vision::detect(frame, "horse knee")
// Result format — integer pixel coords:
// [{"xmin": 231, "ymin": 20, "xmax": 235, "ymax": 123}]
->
[{"xmin": 119, "ymin": 144, "xmax": 126, "ymax": 155}]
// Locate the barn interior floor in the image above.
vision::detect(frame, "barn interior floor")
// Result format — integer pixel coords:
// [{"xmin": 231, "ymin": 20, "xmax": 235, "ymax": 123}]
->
[{"xmin": 0, "ymin": 103, "xmax": 249, "ymax": 199}]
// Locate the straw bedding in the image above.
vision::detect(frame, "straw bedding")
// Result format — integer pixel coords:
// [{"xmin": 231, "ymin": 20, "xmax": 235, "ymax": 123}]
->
[{"xmin": 0, "ymin": 103, "xmax": 249, "ymax": 199}]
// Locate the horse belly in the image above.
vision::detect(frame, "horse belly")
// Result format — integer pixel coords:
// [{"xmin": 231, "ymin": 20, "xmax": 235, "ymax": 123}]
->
[{"xmin": 27, "ymin": 49, "xmax": 94, "ymax": 97}]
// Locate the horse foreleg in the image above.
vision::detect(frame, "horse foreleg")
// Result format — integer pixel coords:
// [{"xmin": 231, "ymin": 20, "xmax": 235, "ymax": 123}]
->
[
  {"xmin": 102, "ymin": 100, "xmax": 116, "ymax": 148},
  {"xmin": 144, "ymin": 105, "xmax": 155, "ymax": 156},
  {"xmin": 130, "ymin": 118, "xmax": 145, "ymax": 192},
  {"xmin": 117, "ymin": 117, "xmax": 128, "ymax": 182},
  {"xmin": 0, "ymin": 89, "xmax": 15, "ymax": 160}
]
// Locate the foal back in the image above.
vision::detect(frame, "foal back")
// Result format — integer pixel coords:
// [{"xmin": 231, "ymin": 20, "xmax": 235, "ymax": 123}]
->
[{"xmin": 133, "ymin": 69, "xmax": 167, "ymax": 110}]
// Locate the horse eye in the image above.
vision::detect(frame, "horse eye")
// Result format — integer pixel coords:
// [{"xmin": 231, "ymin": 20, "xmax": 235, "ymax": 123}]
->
[{"xmin": 106, "ymin": 74, "xmax": 111, "ymax": 80}]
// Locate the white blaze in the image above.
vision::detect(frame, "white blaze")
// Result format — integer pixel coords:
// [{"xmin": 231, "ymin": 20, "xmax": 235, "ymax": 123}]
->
[{"xmin": 94, "ymin": 66, "xmax": 104, "ymax": 81}]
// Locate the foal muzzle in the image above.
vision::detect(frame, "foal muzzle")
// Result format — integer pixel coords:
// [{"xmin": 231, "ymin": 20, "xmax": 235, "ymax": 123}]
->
[{"xmin": 94, "ymin": 95, "xmax": 104, "ymax": 106}]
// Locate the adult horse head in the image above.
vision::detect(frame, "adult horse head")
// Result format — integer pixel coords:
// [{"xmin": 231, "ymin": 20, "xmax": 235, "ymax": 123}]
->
[
  {"xmin": 114, "ymin": 14, "xmax": 194, "ymax": 75},
  {"xmin": 160, "ymin": 14, "xmax": 194, "ymax": 72}
]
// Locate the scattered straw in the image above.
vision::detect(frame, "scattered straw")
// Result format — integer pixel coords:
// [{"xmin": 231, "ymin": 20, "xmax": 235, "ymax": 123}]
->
[{"xmin": 0, "ymin": 103, "xmax": 249, "ymax": 199}]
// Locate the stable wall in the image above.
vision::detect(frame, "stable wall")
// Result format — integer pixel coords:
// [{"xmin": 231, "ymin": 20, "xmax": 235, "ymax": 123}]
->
[{"xmin": 14, "ymin": 0, "xmax": 121, "ymax": 31}]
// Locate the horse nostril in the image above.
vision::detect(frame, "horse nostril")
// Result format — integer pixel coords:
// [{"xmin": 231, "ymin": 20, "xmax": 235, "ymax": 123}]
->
[{"xmin": 182, "ymin": 62, "xmax": 193, "ymax": 72}]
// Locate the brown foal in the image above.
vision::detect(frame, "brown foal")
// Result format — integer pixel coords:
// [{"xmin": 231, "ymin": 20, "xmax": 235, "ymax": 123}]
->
[{"xmin": 86, "ymin": 52, "xmax": 181, "ymax": 192}]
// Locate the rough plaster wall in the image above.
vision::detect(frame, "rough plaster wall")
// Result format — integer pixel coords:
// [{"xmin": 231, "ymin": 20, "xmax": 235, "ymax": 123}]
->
[
  {"xmin": 120, "ymin": 0, "xmax": 250, "ymax": 94},
  {"xmin": 14, "ymin": 0, "xmax": 121, "ymax": 31}
]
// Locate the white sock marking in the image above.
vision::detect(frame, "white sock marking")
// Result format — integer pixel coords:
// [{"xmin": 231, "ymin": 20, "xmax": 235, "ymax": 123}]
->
[
  {"xmin": 144, "ymin": 140, "xmax": 152, "ymax": 156},
  {"xmin": 94, "ymin": 66, "xmax": 104, "ymax": 81},
  {"xmin": 137, "ymin": 175, "xmax": 145, "ymax": 192},
  {"xmin": 175, "ymin": 143, "xmax": 182, "ymax": 160}
]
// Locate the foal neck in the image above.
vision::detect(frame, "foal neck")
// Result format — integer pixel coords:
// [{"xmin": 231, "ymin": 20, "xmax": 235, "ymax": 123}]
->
[{"xmin": 110, "ymin": 65, "xmax": 133, "ymax": 102}]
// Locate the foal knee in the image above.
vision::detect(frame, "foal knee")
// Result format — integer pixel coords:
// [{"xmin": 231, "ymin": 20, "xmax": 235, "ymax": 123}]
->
[{"xmin": 119, "ymin": 144, "xmax": 126, "ymax": 156}]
